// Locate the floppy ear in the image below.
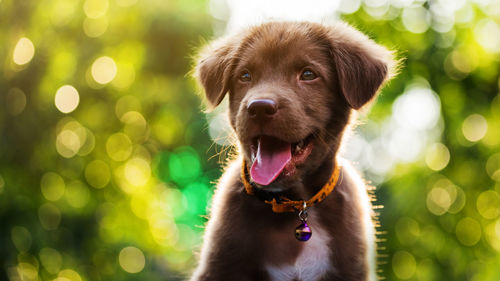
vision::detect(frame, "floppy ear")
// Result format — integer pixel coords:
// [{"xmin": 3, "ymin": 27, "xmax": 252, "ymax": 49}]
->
[
  {"xmin": 328, "ymin": 23, "xmax": 396, "ymax": 109},
  {"xmin": 194, "ymin": 35, "xmax": 241, "ymax": 109}
]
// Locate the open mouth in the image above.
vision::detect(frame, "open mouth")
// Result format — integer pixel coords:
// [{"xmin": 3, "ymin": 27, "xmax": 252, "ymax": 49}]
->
[{"xmin": 249, "ymin": 134, "xmax": 314, "ymax": 186}]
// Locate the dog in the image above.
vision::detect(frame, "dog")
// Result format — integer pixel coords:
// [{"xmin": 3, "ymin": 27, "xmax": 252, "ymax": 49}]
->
[{"xmin": 190, "ymin": 21, "xmax": 396, "ymax": 281}]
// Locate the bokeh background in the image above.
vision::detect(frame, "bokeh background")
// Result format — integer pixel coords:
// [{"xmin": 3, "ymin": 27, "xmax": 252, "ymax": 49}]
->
[{"xmin": 1, "ymin": 0, "xmax": 500, "ymax": 280}]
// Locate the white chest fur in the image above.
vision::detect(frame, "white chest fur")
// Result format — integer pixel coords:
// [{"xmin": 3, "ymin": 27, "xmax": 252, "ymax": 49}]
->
[{"xmin": 266, "ymin": 216, "xmax": 334, "ymax": 281}]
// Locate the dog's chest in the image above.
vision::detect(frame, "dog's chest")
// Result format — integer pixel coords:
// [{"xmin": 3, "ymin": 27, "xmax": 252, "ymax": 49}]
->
[{"xmin": 265, "ymin": 218, "xmax": 333, "ymax": 281}]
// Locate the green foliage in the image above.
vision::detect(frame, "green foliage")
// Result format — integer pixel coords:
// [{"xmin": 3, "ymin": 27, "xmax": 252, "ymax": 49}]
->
[
  {"xmin": 342, "ymin": 2, "xmax": 500, "ymax": 280},
  {"xmin": 1, "ymin": 0, "xmax": 216, "ymax": 280},
  {"xmin": 1, "ymin": 0, "xmax": 500, "ymax": 280}
]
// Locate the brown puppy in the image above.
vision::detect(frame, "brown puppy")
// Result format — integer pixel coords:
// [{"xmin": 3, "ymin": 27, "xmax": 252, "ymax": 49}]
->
[{"xmin": 191, "ymin": 21, "xmax": 395, "ymax": 281}]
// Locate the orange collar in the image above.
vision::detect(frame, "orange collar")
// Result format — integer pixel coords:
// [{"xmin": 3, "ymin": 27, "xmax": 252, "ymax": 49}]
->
[{"xmin": 240, "ymin": 160, "xmax": 341, "ymax": 213}]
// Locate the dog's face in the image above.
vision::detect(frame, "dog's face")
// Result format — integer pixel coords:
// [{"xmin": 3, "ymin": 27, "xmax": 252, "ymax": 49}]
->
[{"xmin": 196, "ymin": 22, "xmax": 394, "ymax": 191}]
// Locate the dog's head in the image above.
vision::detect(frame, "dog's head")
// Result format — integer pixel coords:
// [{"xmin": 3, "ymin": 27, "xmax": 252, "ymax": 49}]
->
[{"xmin": 195, "ymin": 22, "xmax": 395, "ymax": 191}]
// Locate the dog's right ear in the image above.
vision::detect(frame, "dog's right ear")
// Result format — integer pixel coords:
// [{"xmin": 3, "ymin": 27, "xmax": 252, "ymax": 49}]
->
[{"xmin": 194, "ymin": 35, "xmax": 241, "ymax": 109}]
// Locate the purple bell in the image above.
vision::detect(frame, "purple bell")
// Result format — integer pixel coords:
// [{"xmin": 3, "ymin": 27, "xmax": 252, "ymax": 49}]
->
[{"xmin": 295, "ymin": 221, "xmax": 312, "ymax": 241}]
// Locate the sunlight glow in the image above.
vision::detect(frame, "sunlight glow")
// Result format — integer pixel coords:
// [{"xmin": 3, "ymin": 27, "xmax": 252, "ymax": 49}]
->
[
  {"xmin": 338, "ymin": 0, "xmax": 361, "ymax": 14},
  {"xmin": 485, "ymin": 220, "xmax": 500, "ymax": 251},
  {"xmin": 425, "ymin": 143, "xmax": 450, "ymax": 171},
  {"xmin": 220, "ymin": 0, "xmax": 341, "ymax": 32},
  {"xmin": 124, "ymin": 158, "xmax": 151, "ymax": 187},
  {"xmin": 427, "ymin": 178, "xmax": 466, "ymax": 215},
  {"xmin": 55, "ymin": 120, "xmax": 93, "ymax": 158},
  {"xmin": 392, "ymin": 251, "xmax": 416, "ymax": 279},
  {"xmin": 474, "ymin": 19, "xmax": 500, "ymax": 53},
  {"xmin": 393, "ymin": 86, "xmax": 441, "ymax": 131},
  {"xmin": 119, "ymin": 247, "xmax": 145, "ymax": 273},
  {"xmin": 39, "ymin": 248, "xmax": 62, "ymax": 274},
  {"xmin": 13, "ymin": 37, "xmax": 35, "ymax": 65},
  {"xmin": 486, "ymin": 153, "xmax": 500, "ymax": 181},
  {"xmin": 83, "ymin": 0, "xmax": 108, "ymax": 19},
  {"xmin": 477, "ymin": 190, "xmax": 500, "ymax": 219},
  {"xmin": 16, "ymin": 263, "xmax": 37, "ymax": 281},
  {"xmin": 11, "ymin": 226, "xmax": 31, "ymax": 253},
  {"xmin": 56, "ymin": 130, "xmax": 81, "ymax": 158},
  {"xmin": 91, "ymin": 56, "xmax": 117, "ymax": 84},
  {"xmin": 83, "ymin": 16, "xmax": 108, "ymax": 37},
  {"xmin": 121, "ymin": 111, "xmax": 148, "ymax": 142},
  {"xmin": 58, "ymin": 269, "xmax": 82, "ymax": 281},
  {"xmin": 40, "ymin": 172, "xmax": 65, "ymax": 201},
  {"xmin": 341, "ymin": 80, "xmax": 443, "ymax": 180},
  {"xmin": 55, "ymin": 85, "xmax": 80, "ymax": 113},
  {"xmin": 462, "ymin": 114, "xmax": 488, "ymax": 142},
  {"xmin": 429, "ymin": 0, "xmax": 457, "ymax": 33},
  {"xmin": 208, "ymin": 112, "xmax": 233, "ymax": 146},
  {"xmin": 50, "ymin": 0, "xmax": 78, "ymax": 27},
  {"xmin": 401, "ymin": 6, "xmax": 430, "ymax": 34},
  {"xmin": 106, "ymin": 133, "xmax": 133, "ymax": 161},
  {"xmin": 427, "ymin": 187, "xmax": 452, "ymax": 215}
]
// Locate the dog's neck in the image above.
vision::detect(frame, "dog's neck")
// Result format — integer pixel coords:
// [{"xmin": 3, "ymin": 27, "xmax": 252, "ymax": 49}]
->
[{"xmin": 303, "ymin": 153, "xmax": 337, "ymax": 198}]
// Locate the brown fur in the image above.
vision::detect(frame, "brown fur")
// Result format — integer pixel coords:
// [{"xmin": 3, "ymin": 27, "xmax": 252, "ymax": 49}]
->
[{"xmin": 191, "ymin": 21, "xmax": 396, "ymax": 281}]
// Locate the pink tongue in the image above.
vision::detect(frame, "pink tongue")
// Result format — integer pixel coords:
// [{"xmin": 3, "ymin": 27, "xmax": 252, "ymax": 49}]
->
[{"xmin": 250, "ymin": 136, "xmax": 291, "ymax": 186}]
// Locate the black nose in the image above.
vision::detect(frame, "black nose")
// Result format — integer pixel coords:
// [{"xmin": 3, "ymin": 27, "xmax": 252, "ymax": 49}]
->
[{"xmin": 247, "ymin": 99, "xmax": 277, "ymax": 120}]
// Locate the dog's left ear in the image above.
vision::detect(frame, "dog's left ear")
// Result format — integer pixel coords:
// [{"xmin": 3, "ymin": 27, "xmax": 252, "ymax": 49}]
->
[
  {"xmin": 194, "ymin": 34, "xmax": 242, "ymax": 110},
  {"xmin": 328, "ymin": 23, "xmax": 396, "ymax": 110}
]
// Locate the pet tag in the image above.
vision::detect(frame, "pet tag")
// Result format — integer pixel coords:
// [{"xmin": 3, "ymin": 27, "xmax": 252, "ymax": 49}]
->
[
  {"xmin": 294, "ymin": 202, "xmax": 312, "ymax": 242},
  {"xmin": 295, "ymin": 221, "xmax": 312, "ymax": 241}
]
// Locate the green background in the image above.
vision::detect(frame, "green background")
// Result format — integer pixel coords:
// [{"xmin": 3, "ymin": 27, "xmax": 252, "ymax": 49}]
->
[{"xmin": 1, "ymin": 0, "xmax": 500, "ymax": 280}]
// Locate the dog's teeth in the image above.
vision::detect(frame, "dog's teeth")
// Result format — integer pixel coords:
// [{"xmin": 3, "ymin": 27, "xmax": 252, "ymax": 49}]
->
[
  {"xmin": 294, "ymin": 141, "xmax": 304, "ymax": 154},
  {"xmin": 297, "ymin": 140, "xmax": 304, "ymax": 149}
]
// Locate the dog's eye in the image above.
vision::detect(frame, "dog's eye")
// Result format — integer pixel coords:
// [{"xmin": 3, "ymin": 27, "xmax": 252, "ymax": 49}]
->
[
  {"xmin": 239, "ymin": 71, "xmax": 251, "ymax": 82},
  {"xmin": 300, "ymin": 70, "xmax": 317, "ymax": 81}
]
